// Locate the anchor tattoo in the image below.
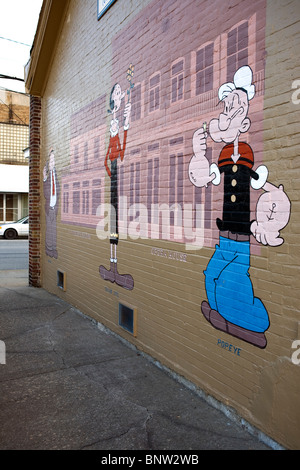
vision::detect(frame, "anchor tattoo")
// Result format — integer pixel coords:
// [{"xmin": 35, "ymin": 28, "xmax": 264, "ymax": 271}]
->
[{"xmin": 267, "ymin": 202, "xmax": 276, "ymax": 221}]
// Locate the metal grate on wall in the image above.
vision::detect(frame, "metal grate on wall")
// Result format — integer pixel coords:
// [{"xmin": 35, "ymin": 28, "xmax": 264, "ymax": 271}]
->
[{"xmin": 119, "ymin": 302, "xmax": 137, "ymax": 337}]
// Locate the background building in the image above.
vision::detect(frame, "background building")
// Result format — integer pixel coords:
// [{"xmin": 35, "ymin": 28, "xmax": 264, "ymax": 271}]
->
[
  {"xmin": 25, "ymin": 0, "xmax": 300, "ymax": 449},
  {"xmin": 0, "ymin": 88, "xmax": 29, "ymax": 222}
]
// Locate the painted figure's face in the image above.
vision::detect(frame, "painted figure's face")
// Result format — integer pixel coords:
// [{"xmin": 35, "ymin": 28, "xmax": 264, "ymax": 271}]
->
[
  {"xmin": 111, "ymin": 83, "xmax": 125, "ymax": 113},
  {"xmin": 209, "ymin": 89, "xmax": 250, "ymax": 144}
]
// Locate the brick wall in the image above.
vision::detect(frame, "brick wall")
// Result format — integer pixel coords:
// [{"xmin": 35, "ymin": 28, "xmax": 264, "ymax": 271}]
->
[
  {"xmin": 28, "ymin": 95, "xmax": 41, "ymax": 287},
  {"xmin": 33, "ymin": 0, "xmax": 300, "ymax": 449}
]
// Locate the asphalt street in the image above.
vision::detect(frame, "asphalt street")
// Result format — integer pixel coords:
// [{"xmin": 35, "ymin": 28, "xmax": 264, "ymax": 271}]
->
[{"xmin": 0, "ymin": 239, "xmax": 29, "ymax": 270}]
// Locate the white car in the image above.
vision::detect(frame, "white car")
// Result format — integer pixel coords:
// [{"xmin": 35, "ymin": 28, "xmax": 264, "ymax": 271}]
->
[{"xmin": 0, "ymin": 216, "xmax": 29, "ymax": 239}]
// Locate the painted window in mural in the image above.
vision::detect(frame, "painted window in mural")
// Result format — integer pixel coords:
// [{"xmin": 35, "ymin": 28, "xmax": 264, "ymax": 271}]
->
[
  {"xmin": 196, "ymin": 43, "xmax": 214, "ymax": 95},
  {"xmin": 171, "ymin": 59, "xmax": 184, "ymax": 103},
  {"xmin": 83, "ymin": 142, "xmax": 89, "ymax": 170},
  {"xmin": 131, "ymin": 83, "xmax": 141, "ymax": 121},
  {"xmin": 73, "ymin": 183, "xmax": 80, "ymax": 215},
  {"xmin": 82, "ymin": 181, "xmax": 90, "ymax": 215},
  {"xmin": 169, "ymin": 152, "xmax": 183, "ymax": 229},
  {"xmin": 129, "ymin": 159, "xmax": 141, "ymax": 222},
  {"xmin": 149, "ymin": 73, "xmax": 160, "ymax": 112},
  {"xmin": 227, "ymin": 21, "xmax": 248, "ymax": 81},
  {"xmin": 63, "ymin": 185, "xmax": 69, "ymax": 214},
  {"xmin": 92, "ymin": 180, "xmax": 101, "ymax": 216},
  {"xmin": 74, "ymin": 145, "xmax": 79, "ymax": 165},
  {"xmin": 147, "ymin": 152, "xmax": 160, "ymax": 227},
  {"xmin": 168, "ymin": 136, "xmax": 184, "ymax": 227}
]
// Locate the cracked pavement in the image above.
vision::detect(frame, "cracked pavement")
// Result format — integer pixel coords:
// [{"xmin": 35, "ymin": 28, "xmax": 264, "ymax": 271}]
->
[{"xmin": 0, "ymin": 284, "xmax": 273, "ymax": 450}]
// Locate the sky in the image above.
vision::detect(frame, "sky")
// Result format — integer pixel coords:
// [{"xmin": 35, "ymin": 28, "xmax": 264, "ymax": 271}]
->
[{"xmin": 0, "ymin": 0, "xmax": 43, "ymax": 93}]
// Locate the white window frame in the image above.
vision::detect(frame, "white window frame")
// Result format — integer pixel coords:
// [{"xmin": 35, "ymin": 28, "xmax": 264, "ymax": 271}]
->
[{"xmin": 97, "ymin": 0, "xmax": 117, "ymax": 19}]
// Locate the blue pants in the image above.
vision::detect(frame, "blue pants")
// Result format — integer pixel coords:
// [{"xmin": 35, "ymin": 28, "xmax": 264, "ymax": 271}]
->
[{"xmin": 204, "ymin": 236, "xmax": 270, "ymax": 333}]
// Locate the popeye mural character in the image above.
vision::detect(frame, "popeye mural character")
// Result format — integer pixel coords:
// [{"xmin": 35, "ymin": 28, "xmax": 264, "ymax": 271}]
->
[
  {"xmin": 99, "ymin": 66, "xmax": 135, "ymax": 290},
  {"xmin": 189, "ymin": 66, "xmax": 290, "ymax": 348},
  {"xmin": 43, "ymin": 149, "xmax": 60, "ymax": 259}
]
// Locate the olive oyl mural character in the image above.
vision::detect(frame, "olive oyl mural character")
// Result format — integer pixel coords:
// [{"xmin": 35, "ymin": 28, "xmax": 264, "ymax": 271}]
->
[
  {"xmin": 99, "ymin": 65, "xmax": 135, "ymax": 290},
  {"xmin": 189, "ymin": 66, "xmax": 291, "ymax": 348},
  {"xmin": 43, "ymin": 149, "xmax": 60, "ymax": 259}
]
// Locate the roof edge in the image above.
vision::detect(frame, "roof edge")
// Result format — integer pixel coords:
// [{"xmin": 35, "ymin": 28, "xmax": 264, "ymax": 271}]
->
[{"xmin": 25, "ymin": 0, "xmax": 70, "ymax": 97}]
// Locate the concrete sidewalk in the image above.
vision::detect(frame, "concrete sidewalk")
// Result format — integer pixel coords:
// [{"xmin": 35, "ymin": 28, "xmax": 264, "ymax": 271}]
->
[
  {"xmin": 0, "ymin": 269, "xmax": 28, "ymax": 287},
  {"xmin": 0, "ymin": 276, "xmax": 278, "ymax": 451}
]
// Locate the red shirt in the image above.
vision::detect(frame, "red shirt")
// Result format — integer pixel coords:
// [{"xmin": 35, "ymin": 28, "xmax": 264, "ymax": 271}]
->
[
  {"xmin": 104, "ymin": 130, "xmax": 128, "ymax": 178},
  {"xmin": 218, "ymin": 142, "xmax": 254, "ymax": 169}
]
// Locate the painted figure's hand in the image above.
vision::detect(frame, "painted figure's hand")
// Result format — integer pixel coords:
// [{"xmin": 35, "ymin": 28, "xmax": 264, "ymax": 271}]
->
[
  {"xmin": 251, "ymin": 183, "xmax": 291, "ymax": 246},
  {"xmin": 192, "ymin": 126, "xmax": 207, "ymax": 159},
  {"xmin": 189, "ymin": 126, "xmax": 217, "ymax": 187},
  {"xmin": 123, "ymin": 102, "xmax": 131, "ymax": 129}
]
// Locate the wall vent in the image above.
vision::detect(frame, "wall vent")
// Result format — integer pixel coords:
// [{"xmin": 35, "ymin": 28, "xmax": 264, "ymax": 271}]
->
[
  {"xmin": 57, "ymin": 270, "xmax": 66, "ymax": 291},
  {"xmin": 119, "ymin": 302, "xmax": 137, "ymax": 336}
]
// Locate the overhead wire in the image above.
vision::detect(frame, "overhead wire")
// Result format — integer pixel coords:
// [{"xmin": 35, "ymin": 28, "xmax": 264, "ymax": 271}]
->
[
  {"xmin": 0, "ymin": 74, "xmax": 24, "ymax": 82},
  {"xmin": 0, "ymin": 36, "xmax": 31, "ymax": 47}
]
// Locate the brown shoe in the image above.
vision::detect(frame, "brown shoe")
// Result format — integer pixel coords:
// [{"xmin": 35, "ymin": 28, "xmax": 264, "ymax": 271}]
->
[
  {"xmin": 115, "ymin": 265, "xmax": 134, "ymax": 290},
  {"xmin": 201, "ymin": 301, "xmax": 267, "ymax": 349},
  {"xmin": 99, "ymin": 262, "xmax": 115, "ymax": 283}
]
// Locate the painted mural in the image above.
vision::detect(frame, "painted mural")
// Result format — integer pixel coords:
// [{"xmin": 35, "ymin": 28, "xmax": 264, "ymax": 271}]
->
[
  {"xmin": 61, "ymin": 5, "xmax": 268, "ymax": 248},
  {"xmin": 99, "ymin": 67, "xmax": 135, "ymax": 290},
  {"xmin": 43, "ymin": 149, "xmax": 60, "ymax": 258},
  {"xmin": 58, "ymin": 0, "xmax": 292, "ymax": 347},
  {"xmin": 189, "ymin": 65, "xmax": 291, "ymax": 348}
]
